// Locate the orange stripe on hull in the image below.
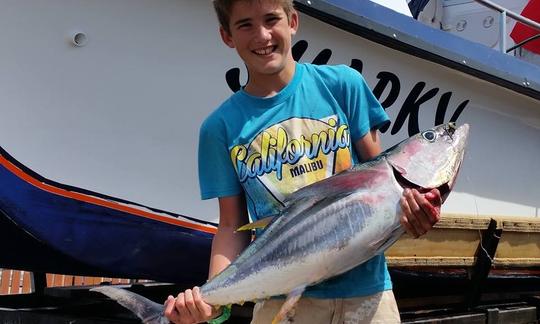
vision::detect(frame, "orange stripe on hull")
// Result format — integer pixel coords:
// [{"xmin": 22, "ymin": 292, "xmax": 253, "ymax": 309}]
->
[{"xmin": 0, "ymin": 155, "xmax": 217, "ymax": 234}]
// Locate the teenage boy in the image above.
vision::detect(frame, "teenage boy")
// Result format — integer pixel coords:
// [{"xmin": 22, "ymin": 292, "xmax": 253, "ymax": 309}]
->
[{"xmin": 164, "ymin": 0, "xmax": 441, "ymax": 323}]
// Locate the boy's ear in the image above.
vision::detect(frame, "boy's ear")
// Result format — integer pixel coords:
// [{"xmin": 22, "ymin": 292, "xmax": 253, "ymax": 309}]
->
[
  {"xmin": 219, "ymin": 27, "xmax": 235, "ymax": 48},
  {"xmin": 290, "ymin": 10, "xmax": 299, "ymax": 36}
]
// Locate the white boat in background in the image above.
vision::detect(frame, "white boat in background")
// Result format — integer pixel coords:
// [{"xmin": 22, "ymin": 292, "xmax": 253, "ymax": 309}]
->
[
  {"xmin": 0, "ymin": 1, "xmax": 538, "ymax": 320},
  {"xmin": 0, "ymin": 0, "xmax": 538, "ymax": 223}
]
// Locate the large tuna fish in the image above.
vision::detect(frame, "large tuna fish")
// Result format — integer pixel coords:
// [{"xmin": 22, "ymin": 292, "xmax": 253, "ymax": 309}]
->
[{"xmin": 92, "ymin": 123, "xmax": 469, "ymax": 323}]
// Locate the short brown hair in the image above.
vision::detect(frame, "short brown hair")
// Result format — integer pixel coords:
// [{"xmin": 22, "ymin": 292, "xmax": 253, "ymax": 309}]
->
[{"xmin": 213, "ymin": 0, "xmax": 295, "ymax": 34}]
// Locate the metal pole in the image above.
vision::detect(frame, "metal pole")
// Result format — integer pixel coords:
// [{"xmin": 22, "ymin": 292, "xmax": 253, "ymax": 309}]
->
[{"xmin": 500, "ymin": 10, "xmax": 507, "ymax": 53}]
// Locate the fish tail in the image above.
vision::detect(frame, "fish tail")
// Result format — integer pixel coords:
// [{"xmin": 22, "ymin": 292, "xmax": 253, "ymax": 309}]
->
[{"xmin": 91, "ymin": 286, "xmax": 166, "ymax": 324}]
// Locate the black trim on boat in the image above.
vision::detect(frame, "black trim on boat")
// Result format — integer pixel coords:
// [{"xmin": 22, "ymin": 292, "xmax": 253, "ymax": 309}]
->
[{"xmin": 294, "ymin": 0, "xmax": 540, "ymax": 101}]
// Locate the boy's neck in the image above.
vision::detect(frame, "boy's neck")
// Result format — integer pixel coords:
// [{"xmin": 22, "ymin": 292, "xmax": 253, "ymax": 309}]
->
[{"xmin": 243, "ymin": 60, "xmax": 296, "ymax": 98}]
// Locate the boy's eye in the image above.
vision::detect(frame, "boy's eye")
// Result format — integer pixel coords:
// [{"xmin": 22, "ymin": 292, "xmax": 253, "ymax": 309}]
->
[{"xmin": 267, "ymin": 16, "xmax": 280, "ymax": 24}]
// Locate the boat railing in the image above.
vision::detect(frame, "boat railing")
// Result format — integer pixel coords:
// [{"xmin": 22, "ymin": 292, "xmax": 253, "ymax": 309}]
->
[{"xmin": 473, "ymin": 0, "xmax": 540, "ymax": 53}]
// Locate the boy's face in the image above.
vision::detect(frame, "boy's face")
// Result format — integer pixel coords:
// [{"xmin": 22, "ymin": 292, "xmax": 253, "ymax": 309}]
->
[{"xmin": 220, "ymin": 1, "xmax": 298, "ymax": 78}]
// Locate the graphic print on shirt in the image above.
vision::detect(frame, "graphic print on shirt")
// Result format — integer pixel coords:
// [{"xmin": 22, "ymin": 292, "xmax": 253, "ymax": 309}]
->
[{"xmin": 230, "ymin": 116, "xmax": 353, "ymax": 216}]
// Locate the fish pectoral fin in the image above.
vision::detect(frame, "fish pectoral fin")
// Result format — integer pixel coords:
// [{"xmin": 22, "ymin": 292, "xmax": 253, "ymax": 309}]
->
[
  {"xmin": 368, "ymin": 223, "xmax": 404, "ymax": 252},
  {"xmin": 271, "ymin": 285, "xmax": 306, "ymax": 324},
  {"xmin": 236, "ymin": 216, "xmax": 275, "ymax": 232}
]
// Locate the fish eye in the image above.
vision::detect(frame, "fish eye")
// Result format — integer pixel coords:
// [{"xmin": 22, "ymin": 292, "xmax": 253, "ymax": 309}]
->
[{"xmin": 422, "ymin": 130, "xmax": 436, "ymax": 142}]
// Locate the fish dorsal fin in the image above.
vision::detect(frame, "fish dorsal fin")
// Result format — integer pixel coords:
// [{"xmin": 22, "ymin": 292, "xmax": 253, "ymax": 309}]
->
[
  {"xmin": 91, "ymin": 286, "xmax": 165, "ymax": 324},
  {"xmin": 236, "ymin": 216, "xmax": 276, "ymax": 232},
  {"xmin": 271, "ymin": 285, "xmax": 307, "ymax": 324}
]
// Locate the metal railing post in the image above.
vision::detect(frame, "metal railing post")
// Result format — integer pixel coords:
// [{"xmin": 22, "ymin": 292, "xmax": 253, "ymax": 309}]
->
[{"xmin": 499, "ymin": 10, "xmax": 507, "ymax": 53}]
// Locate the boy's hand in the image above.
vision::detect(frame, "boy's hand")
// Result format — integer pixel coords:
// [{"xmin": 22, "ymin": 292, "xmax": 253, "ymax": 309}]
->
[
  {"xmin": 164, "ymin": 286, "xmax": 219, "ymax": 324},
  {"xmin": 399, "ymin": 188, "xmax": 441, "ymax": 238}
]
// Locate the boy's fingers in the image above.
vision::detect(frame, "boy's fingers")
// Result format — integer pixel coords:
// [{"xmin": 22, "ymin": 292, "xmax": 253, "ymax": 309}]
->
[
  {"xmin": 164, "ymin": 295, "xmax": 180, "ymax": 323},
  {"xmin": 421, "ymin": 189, "xmax": 442, "ymax": 224},
  {"xmin": 411, "ymin": 190, "xmax": 435, "ymax": 233},
  {"xmin": 184, "ymin": 289, "xmax": 200, "ymax": 319},
  {"xmin": 175, "ymin": 292, "xmax": 192, "ymax": 320},
  {"xmin": 400, "ymin": 196, "xmax": 416, "ymax": 237},
  {"xmin": 426, "ymin": 188, "xmax": 442, "ymax": 205},
  {"xmin": 193, "ymin": 286, "xmax": 214, "ymax": 319},
  {"xmin": 164, "ymin": 295, "xmax": 173, "ymax": 314},
  {"xmin": 404, "ymin": 189, "xmax": 426, "ymax": 236}
]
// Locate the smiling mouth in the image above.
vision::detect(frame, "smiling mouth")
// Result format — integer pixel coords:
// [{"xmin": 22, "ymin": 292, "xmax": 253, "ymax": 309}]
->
[{"xmin": 253, "ymin": 45, "xmax": 277, "ymax": 55}]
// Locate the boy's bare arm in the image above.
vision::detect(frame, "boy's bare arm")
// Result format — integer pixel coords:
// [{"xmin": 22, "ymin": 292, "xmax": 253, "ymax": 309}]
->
[
  {"xmin": 164, "ymin": 195, "xmax": 251, "ymax": 324},
  {"xmin": 353, "ymin": 129, "xmax": 382, "ymax": 161},
  {"xmin": 209, "ymin": 195, "xmax": 252, "ymax": 278}
]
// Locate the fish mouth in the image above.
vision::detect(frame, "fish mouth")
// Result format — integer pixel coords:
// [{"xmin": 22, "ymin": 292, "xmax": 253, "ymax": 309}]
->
[{"xmin": 392, "ymin": 166, "xmax": 452, "ymax": 201}]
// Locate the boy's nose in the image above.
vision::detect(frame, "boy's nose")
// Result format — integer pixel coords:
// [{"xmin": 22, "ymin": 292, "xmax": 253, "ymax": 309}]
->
[{"xmin": 254, "ymin": 26, "xmax": 272, "ymax": 42}]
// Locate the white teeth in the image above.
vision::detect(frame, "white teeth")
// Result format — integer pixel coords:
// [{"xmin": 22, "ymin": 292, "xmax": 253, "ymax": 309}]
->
[{"xmin": 254, "ymin": 46, "xmax": 274, "ymax": 55}]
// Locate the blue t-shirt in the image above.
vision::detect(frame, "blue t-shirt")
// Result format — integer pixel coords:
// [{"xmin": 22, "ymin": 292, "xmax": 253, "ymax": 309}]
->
[{"xmin": 198, "ymin": 63, "xmax": 391, "ymax": 298}]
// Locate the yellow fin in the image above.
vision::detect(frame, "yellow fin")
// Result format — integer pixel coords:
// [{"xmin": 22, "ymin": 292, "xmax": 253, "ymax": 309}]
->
[
  {"xmin": 236, "ymin": 216, "xmax": 275, "ymax": 232},
  {"xmin": 271, "ymin": 285, "xmax": 306, "ymax": 324}
]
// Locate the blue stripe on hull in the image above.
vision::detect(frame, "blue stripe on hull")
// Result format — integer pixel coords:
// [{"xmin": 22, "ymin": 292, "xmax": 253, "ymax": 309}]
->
[{"xmin": 0, "ymin": 155, "xmax": 213, "ymax": 284}]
